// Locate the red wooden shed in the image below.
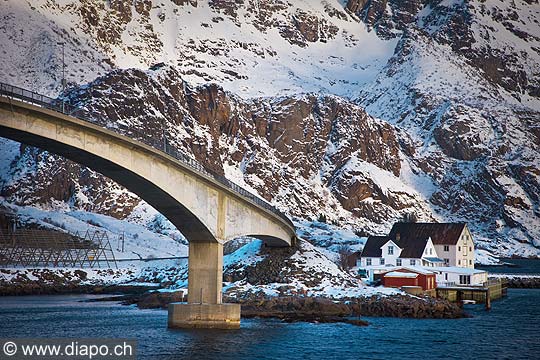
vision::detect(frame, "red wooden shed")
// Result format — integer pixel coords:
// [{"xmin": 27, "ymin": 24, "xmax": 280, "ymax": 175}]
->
[{"xmin": 381, "ymin": 267, "xmax": 437, "ymax": 290}]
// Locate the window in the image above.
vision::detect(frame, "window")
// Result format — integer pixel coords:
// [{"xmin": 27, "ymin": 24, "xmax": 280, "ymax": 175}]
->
[
  {"xmin": 428, "ymin": 248, "xmax": 432, "ymax": 255},
  {"xmin": 410, "ymin": 259, "xmax": 416, "ymax": 266},
  {"xmin": 444, "ymin": 245, "xmax": 449, "ymax": 252},
  {"xmin": 380, "ymin": 258, "xmax": 385, "ymax": 265},
  {"xmin": 458, "ymin": 259, "xmax": 461, "ymax": 265},
  {"xmin": 388, "ymin": 245, "xmax": 394, "ymax": 255},
  {"xmin": 459, "ymin": 275, "xmax": 471, "ymax": 285},
  {"xmin": 396, "ymin": 259, "xmax": 402, "ymax": 266},
  {"xmin": 366, "ymin": 258, "xmax": 372, "ymax": 266},
  {"xmin": 445, "ymin": 273, "xmax": 448, "ymax": 281},
  {"xmin": 458, "ymin": 246, "xmax": 461, "ymax": 251},
  {"xmin": 444, "ymin": 258, "xmax": 449, "ymax": 265},
  {"xmin": 469, "ymin": 259, "xmax": 472, "ymax": 265},
  {"xmin": 469, "ymin": 246, "xmax": 472, "ymax": 252}
]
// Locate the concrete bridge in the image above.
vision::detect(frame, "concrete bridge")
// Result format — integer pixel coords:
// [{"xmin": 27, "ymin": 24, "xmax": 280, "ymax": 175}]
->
[{"xmin": 0, "ymin": 83, "xmax": 296, "ymax": 329}]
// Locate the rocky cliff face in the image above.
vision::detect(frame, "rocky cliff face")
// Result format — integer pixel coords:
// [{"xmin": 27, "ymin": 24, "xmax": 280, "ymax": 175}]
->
[
  {"xmin": 12, "ymin": 65, "xmax": 427, "ymax": 234},
  {"xmin": 346, "ymin": 0, "xmax": 540, "ymax": 97},
  {"xmin": 353, "ymin": 0, "xmax": 540, "ymax": 253},
  {"xmin": 0, "ymin": 0, "xmax": 539, "ymax": 257}
]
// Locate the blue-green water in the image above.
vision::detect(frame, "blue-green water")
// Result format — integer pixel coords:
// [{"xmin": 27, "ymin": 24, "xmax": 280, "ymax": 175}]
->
[{"xmin": 0, "ymin": 290, "xmax": 539, "ymax": 360}]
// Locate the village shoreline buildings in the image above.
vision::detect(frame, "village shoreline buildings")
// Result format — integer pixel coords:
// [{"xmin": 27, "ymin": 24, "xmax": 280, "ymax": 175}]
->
[{"xmin": 359, "ymin": 222, "xmax": 488, "ymax": 290}]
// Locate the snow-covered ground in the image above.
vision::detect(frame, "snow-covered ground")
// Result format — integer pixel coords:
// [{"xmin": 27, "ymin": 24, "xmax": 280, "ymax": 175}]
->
[
  {"xmin": 221, "ymin": 238, "xmax": 399, "ymax": 299},
  {"xmin": 1, "ymin": 200, "xmax": 188, "ymax": 260},
  {"xmin": 0, "ymin": 237, "xmax": 399, "ymax": 299}
]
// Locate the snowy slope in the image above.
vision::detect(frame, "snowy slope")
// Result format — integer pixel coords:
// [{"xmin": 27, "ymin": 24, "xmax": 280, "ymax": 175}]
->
[
  {"xmin": 224, "ymin": 239, "xmax": 398, "ymax": 298},
  {"xmin": 0, "ymin": 0, "xmax": 397, "ymax": 98}
]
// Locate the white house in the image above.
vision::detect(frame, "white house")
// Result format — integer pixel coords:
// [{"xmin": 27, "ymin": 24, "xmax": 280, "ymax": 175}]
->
[{"xmin": 359, "ymin": 234, "xmax": 445, "ymax": 269}]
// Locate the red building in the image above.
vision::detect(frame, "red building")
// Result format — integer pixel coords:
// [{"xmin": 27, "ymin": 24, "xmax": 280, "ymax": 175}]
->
[{"xmin": 381, "ymin": 267, "xmax": 437, "ymax": 291}]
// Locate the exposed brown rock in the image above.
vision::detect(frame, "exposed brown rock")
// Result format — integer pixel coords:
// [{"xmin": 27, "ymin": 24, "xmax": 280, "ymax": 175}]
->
[{"xmin": 4, "ymin": 67, "xmax": 409, "ymax": 225}]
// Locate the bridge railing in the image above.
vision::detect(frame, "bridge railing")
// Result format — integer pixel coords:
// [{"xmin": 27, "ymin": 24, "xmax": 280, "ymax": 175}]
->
[{"xmin": 0, "ymin": 82, "xmax": 294, "ymax": 229}]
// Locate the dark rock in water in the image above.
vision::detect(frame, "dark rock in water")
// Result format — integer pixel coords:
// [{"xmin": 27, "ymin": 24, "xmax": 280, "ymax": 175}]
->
[
  {"xmin": 135, "ymin": 291, "xmax": 186, "ymax": 309},
  {"xmin": 503, "ymin": 277, "xmax": 540, "ymax": 289},
  {"xmin": 240, "ymin": 296, "xmax": 351, "ymax": 318},
  {"xmin": 239, "ymin": 296, "xmax": 366, "ymax": 325},
  {"xmin": 342, "ymin": 318, "xmax": 370, "ymax": 326},
  {"xmin": 347, "ymin": 294, "xmax": 468, "ymax": 319}
]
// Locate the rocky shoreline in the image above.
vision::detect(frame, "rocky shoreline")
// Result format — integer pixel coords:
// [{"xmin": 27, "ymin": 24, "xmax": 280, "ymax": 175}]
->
[
  {"xmin": 0, "ymin": 268, "xmax": 159, "ymax": 296},
  {"xmin": 103, "ymin": 291, "xmax": 468, "ymax": 324},
  {"xmin": 238, "ymin": 295, "xmax": 467, "ymax": 322},
  {"xmin": 502, "ymin": 277, "xmax": 540, "ymax": 289},
  {"xmin": 0, "ymin": 283, "xmax": 161, "ymax": 296}
]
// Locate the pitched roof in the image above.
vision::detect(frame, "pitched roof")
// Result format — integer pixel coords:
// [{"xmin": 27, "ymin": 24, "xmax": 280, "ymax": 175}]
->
[
  {"xmin": 361, "ymin": 236, "xmax": 390, "ymax": 257},
  {"xmin": 361, "ymin": 234, "xmax": 428, "ymax": 259},
  {"xmin": 395, "ymin": 235, "xmax": 428, "ymax": 259},
  {"xmin": 389, "ymin": 222, "xmax": 466, "ymax": 246}
]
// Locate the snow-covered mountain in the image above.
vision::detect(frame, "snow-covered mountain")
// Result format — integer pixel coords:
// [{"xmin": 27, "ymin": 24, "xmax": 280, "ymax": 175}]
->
[{"xmin": 0, "ymin": 0, "xmax": 539, "ymax": 259}]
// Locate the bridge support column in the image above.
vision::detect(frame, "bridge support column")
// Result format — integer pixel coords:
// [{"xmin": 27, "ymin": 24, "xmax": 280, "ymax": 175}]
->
[{"xmin": 168, "ymin": 242, "xmax": 240, "ymax": 329}]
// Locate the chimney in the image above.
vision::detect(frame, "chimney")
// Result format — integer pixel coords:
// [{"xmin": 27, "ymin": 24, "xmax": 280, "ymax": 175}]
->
[{"xmin": 396, "ymin": 232, "xmax": 400, "ymax": 241}]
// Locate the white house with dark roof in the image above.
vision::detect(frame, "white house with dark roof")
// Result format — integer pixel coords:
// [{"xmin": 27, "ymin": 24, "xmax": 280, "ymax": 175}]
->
[
  {"xmin": 359, "ymin": 233, "xmax": 444, "ymax": 269},
  {"xmin": 388, "ymin": 223, "xmax": 476, "ymax": 268},
  {"xmin": 358, "ymin": 222, "xmax": 485, "ymax": 287}
]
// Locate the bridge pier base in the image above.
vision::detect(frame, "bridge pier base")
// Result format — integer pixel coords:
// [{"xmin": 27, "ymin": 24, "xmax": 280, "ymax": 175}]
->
[
  {"xmin": 168, "ymin": 303, "xmax": 240, "ymax": 329},
  {"xmin": 167, "ymin": 242, "xmax": 241, "ymax": 329}
]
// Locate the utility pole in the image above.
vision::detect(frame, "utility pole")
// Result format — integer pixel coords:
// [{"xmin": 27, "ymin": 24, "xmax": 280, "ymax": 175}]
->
[{"xmin": 57, "ymin": 41, "xmax": 66, "ymax": 113}]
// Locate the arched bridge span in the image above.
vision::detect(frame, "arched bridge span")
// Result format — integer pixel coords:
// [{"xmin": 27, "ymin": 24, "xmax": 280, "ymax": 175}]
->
[{"xmin": 0, "ymin": 83, "xmax": 295, "ymax": 328}]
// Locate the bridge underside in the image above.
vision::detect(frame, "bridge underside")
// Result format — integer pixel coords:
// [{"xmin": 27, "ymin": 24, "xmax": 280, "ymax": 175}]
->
[
  {"xmin": 0, "ymin": 125, "xmax": 215, "ymax": 243},
  {"xmin": 0, "ymin": 97, "xmax": 296, "ymax": 329}
]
